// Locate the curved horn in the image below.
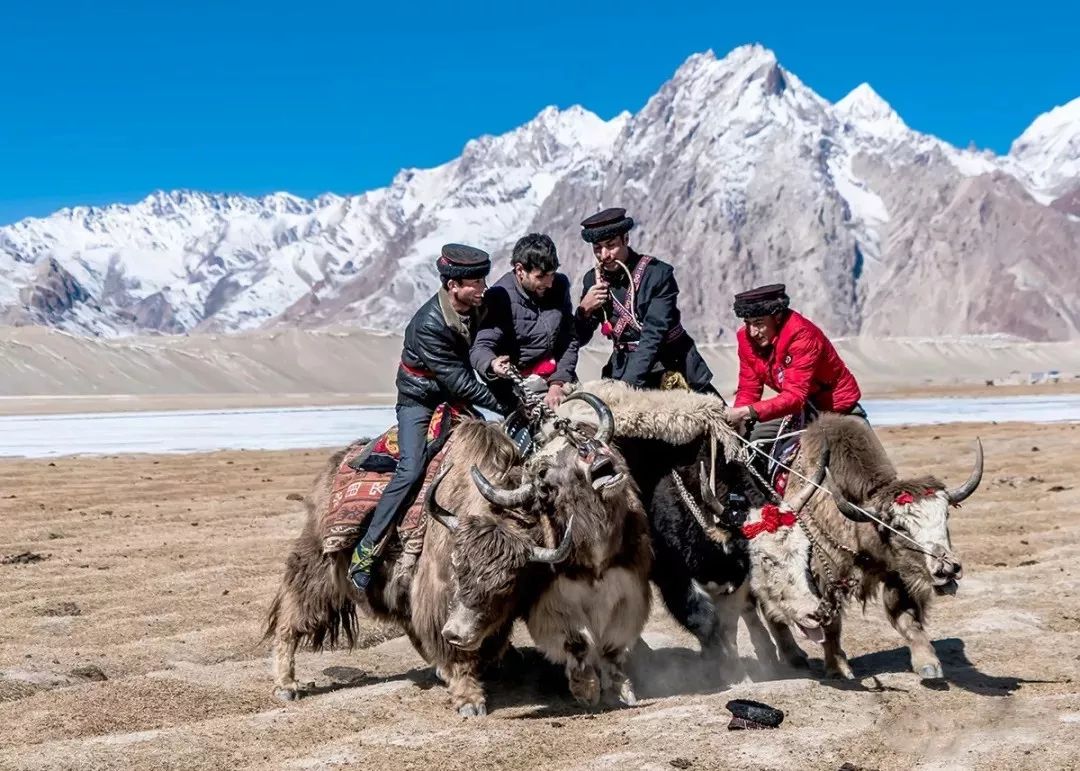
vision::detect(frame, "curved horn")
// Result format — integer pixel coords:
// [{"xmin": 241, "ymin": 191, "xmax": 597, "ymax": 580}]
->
[
  {"xmin": 563, "ymin": 391, "xmax": 614, "ymax": 444},
  {"xmin": 425, "ymin": 463, "xmax": 458, "ymax": 531},
  {"xmin": 529, "ymin": 515, "xmax": 575, "ymax": 564},
  {"xmin": 834, "ymin": 494, "xmax": 874, "ymax": 523},
  {"xmin": 826, "ymin": 468, "xmax": 874, "ymax": 523},
  {"xmin": 782, "ymin": 443, "xmax": 830, "ymax": 514},
  {"xmin": 470, "ymin": 465, "xmax": 535, "ymax": 508},
  {"xmin": 699, "ymin": 460, "xmax": 717, "ymax": 502},
  {"xmin": 945, "ymin": 438, "xmax": 984, "ymax": 504}
]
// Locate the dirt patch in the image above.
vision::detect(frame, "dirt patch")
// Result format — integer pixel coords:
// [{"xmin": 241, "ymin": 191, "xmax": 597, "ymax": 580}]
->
[
  {"xmin": 37, "ymin": 602, "xmax": 82, "ymax": 617},
  {"xmin": 0, "ymin": 552, "xmax": 48, "ymax": 565}
]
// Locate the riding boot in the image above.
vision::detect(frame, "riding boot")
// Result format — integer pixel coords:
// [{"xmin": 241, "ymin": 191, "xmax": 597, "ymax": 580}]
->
[{"xmin": 348, "ymin": 541, "xmax": 377, "ymax": 591}]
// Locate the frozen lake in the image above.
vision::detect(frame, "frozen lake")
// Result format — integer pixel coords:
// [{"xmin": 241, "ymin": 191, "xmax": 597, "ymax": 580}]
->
[{"xmin": 3, "ymin": 394, "xmax": 1080, "ymax": 459}]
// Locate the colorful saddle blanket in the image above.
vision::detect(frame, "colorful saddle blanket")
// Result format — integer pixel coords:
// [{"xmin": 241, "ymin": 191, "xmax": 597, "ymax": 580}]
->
[{"xmin": 319, "ymin": 403, "xmax": 464, "ymax": 555}]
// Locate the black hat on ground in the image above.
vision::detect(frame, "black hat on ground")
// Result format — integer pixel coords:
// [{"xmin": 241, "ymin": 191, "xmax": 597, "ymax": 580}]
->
[
  {"xmin": 437, "ymin": 244, "xmax": 492, "ymax": 280},
  {"xmin": 580, "ymin": 207, "xmax": 635, "ymax": 243},
  {"xmin": 725, "ymin": 699, "xmax": 785, "ymax": 729},
  {"xmin": 733, "ymin": 283, "xmax": 790, "ymax": 319}
]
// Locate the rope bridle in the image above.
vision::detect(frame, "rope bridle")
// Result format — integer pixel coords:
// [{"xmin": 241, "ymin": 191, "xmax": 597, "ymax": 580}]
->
[
  {"xmin": 504, "ymin": 365, "xmax": 601, "ymax": 457},
  {"xmin": 669, "ymin": 469, "xmax": 731, "ymax": 545}
]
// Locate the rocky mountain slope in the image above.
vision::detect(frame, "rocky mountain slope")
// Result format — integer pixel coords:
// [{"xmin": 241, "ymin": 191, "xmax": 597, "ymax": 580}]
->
[{"xmin": 1, "ymin": 45, "xmax": 1077, "ymax": 340}]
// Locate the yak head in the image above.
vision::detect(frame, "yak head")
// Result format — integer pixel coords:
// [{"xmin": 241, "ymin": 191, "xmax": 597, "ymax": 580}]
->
[
  {"xmin": 435, "ymin": 392, "xmax": 633, "ymax": 650},
  {"xmin": 528, "ymin": 391, "xmax": 629, "ymax": 500},
  {"xmin": 833, "ymin": 439, "xmax": 983, "ymax": 599},
  {"xmin": 472, "ymin": 390, "xmax": 633, "ymax": 528},
  {"xmin": 429, "ymin": 463, "xmax": 573, "ymax": 652},
  {"xmin": 429, "ymin": 401, "xmax": 617, "ymax": 652}
]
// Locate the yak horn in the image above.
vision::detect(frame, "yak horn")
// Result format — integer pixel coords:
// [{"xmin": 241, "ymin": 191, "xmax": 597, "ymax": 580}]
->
[
  {"xmin": 425, "ymin": 463, "xmax": 458, "ymax": 531},
  {"xmin": 699, "ymin": 460, "xmax": 715, "ymax": 502},
  {"xmin": 782, "ymin": 443, "xmax": 830, "ymax": 514},
  {"xmin": 470, "ymin": 465, "xmax": 535, "ymax": 508},
  {"xmin": 529, "ymin": 515, "xmax": 575, "ymax": 564},
  {"xmin": 563, "ymin": 391, "xmax": 614, "ymax": 444},
  {"xmin": 834, "ymin": 494, "xmax": 874, "ymax": 523},
  {"xmin": 946, "ymin": 438, "xmax": 984, "ymax": 504},
  {"xmin": 828, "ymin": 468, "xmax": 875, "ymax": 523}
]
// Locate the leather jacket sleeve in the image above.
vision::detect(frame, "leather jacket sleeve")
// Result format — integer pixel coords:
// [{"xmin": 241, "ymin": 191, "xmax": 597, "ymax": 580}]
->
[
  {"xmin": 415, "ymin": 318, "xmax": 508, "ymax": 414},
  {"xmin": 469, "ymin": 286, "xmax": 511, "ymax": 379}
]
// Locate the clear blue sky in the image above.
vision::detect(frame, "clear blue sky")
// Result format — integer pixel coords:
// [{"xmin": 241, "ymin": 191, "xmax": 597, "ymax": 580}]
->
[{"xmin": 2, "ymin": 0, "xmax": 1077, "ymax": 225}]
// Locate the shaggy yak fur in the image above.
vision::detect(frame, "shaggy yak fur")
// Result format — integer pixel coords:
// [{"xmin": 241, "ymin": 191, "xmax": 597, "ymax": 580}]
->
[
  {"xmin": 523, "ymin": 432, "xmax": 653, "ymax": 706},
  {"xmin": 751, "ymin": 413, "xmax": 980, "ymax": 680},
  {"xmin": 446, "ymin": 400, "xmax": 654, "ymax": 707},
  {"xmin": 557, "ymin": 381, "xmax": 801, "ymax": 676},
  {"xmin": 264, "ymin": 419, "xmax": 535, "ymax": 716}
]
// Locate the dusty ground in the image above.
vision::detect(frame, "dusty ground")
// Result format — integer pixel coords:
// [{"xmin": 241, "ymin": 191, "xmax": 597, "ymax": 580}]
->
[{"xmin": 1, "ymin": 423, "xmax": 1079, "ymax": 770}]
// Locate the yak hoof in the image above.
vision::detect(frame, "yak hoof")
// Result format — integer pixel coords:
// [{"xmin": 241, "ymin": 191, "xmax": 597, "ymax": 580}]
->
[
  {"xmin": 918, "ymin": 663, "xmax": 944, "ymax": 680},
  {"xmin": 619, "ymin": 680, "xmax": 639, "ymax": 707},
  {"xmin": 825, "ymin": 662, "xmax": 854, "ymax": 680},
  {"xmin": 274, "ymin": 686, "xmax": 299, "ymax": 702},
  {"xmin": 458, "ymin": 702, "xmax": 487, "ymax": 718},
  {"xmin": 570, "ymin": 670, "xmax": 601, "ymax": 706}
]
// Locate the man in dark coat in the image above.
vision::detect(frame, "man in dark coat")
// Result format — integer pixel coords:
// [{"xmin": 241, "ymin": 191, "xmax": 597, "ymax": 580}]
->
[
  {"xmin": 575, "ymin": 207, "xmax": 715, "ymax": 393},
  {"xmin": 347, "ymin": 244, "xmax": 512, "ymax": 590},
  {"xmin": 471, "ymin": 233, "xmax": 579, "ymax": 410}
]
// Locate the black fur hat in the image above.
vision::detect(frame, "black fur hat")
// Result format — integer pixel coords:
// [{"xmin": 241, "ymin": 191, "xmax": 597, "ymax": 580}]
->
[
  {"xmin": 580, "ymin": 207, "xmax": 635, "ymax": 243},
  {"xmin": 437, "ymin": 244, "xmax": 491, "ymax": 280},
  {"xmin": 726, "ymin": 699, "xmax": 785, "ymax": 729},
  {"xmin": 733, "ymin": 284, "xmax": 790, "ymax": 319}
]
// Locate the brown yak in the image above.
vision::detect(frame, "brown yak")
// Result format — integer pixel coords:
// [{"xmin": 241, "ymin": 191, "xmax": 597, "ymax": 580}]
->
[
  {"xmin": 749, "ymin": 413, "xmax": 982, "ymax": 680},
  {"xmin": 436, "ymin": 392, "xmax": 653, "ymax": 706},
  {"xmin": 264, "ymin": 419, "xmax": 572, "ymax": 716}
]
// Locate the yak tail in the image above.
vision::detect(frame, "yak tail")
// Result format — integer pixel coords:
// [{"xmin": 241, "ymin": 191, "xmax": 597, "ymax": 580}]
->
[{"xmin": 262, "ymin": 542, "xmax": 360, "ymax": 652}]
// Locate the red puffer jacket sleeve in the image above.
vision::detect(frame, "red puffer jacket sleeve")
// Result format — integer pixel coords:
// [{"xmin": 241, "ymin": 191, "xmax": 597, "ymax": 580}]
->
[
  {"xmin": 733, "ymin": 328, "xmax": 764, "ymax": 408},
  {"xmin": 749, "ymin": 327, "xmax": 822, "ymax": 423}
]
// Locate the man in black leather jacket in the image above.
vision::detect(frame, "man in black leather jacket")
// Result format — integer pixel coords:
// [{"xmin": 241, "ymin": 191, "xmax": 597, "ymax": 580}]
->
[{"xmin": 348, "ymin": 243, "xmax": 512, "ymax": 590}]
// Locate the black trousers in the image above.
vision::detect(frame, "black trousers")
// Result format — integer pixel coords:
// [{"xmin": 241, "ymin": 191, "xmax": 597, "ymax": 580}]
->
[{"xmin": 357, "ymin": 402, "xmax": 434, "ymax": 551}]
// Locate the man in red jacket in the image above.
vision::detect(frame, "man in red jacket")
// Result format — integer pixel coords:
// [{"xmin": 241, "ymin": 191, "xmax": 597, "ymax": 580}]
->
[{"xmin": 725, "ymin": 284, "xmax": 864, "ymax": 493}]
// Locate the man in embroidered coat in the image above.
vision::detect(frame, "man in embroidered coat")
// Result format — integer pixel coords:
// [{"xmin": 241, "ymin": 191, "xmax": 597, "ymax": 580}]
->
[
  {"xmin": 347, "ymin": 244, "xmax": 512, "ymax": 590},
  {"xmin": 471, "ymin": 233, "xmax": 579, "ymax": 410},
  {"xmin": 574, "ymin": 207, "xmax": 714, "ymax": 393}
]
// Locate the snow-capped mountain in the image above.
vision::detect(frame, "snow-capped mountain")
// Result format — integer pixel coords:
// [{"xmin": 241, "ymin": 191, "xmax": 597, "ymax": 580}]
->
[
  {"xmin": 1008, "ymin": 96, "xmax": 1080, "ymax": 213},
  {"xmin": 1, "ymin": 45, "xmax": 1077, "ymax": 341}
]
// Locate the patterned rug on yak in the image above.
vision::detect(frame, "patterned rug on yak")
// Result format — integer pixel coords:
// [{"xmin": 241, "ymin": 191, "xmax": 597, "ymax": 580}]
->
[{"xmin": 319, "ymin": 403, "xmax": 468, "ymax": 555}]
